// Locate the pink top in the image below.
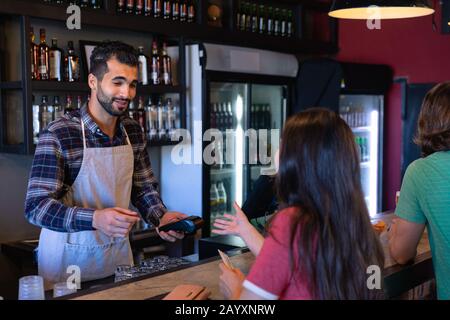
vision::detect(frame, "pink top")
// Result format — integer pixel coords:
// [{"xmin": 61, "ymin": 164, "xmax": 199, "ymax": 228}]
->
[{"xmin": 243, "ymin": 207, "xmax": 313, "ymax": 300}]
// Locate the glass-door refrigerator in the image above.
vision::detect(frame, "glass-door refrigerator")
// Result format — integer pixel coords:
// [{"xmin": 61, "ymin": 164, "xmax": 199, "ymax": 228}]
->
[
  {"xmin": 339, "ymin": 94, "xmax": 384, "ymax": 217},
  {"xmin": 158, "ymin": 43, "xmax": 298, "ymax": 237}
]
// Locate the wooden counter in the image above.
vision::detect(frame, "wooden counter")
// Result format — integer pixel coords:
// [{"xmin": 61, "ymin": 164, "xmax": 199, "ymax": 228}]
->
[{"xmin": 71, "ymin": 212, "xmax": 433, "ymax": 300}]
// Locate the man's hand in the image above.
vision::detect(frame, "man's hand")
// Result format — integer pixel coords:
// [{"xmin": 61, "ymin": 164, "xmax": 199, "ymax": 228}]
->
[
  {"xmin": 93, "ymin": 207, "xmax": 140, "ymax": 238},
  {"xmin": 157, "ymin": 211, "xmax": 188, "ymax": 243}
]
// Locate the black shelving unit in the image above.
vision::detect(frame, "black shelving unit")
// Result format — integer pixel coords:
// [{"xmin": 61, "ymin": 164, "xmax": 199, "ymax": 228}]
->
[{"xmin": 0, "ymin": 0, "xmax": 338, "ymax": 155}]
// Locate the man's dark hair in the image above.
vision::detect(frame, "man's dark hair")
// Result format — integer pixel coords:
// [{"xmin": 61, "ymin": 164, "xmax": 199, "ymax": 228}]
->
[{"xmin": 89, "ymin": 41, "xmax": 138, "ymax": 80}]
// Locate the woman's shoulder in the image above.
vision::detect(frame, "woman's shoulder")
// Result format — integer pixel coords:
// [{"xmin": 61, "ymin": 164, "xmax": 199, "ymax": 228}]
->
[{"xmin": 270, "ymin": 206, "xmax": 302, "ymax": 229}]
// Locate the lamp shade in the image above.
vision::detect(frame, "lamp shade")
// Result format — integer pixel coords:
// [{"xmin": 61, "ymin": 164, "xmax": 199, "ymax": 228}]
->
[{"xmin": 329, "ymin": 0, "xmax": 435, "ymax": 19}]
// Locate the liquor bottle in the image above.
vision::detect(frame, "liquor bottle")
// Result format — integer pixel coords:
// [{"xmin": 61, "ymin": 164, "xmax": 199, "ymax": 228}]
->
[
  {"xmin": 287, "ymin": 10, "xmax": 293, "ymax": 37},
  {"xmin": 80, "ymin": 0, "xmax": 89, "ymax": 7},
  {"xmin": 281, "ymin": 9, "xmax": 287, "ymax": 37},
  {"xmin": 166, "ymin": 98, "xmax": 176, "ymax": 139},
  {"xmin": 30, "ymin": 27, "xmax": 38, "ymax": 80},
  {"xmin": 144, "ymin": 0, "xmax": 152, "ymax": 16},
  {"xmin": 227, "ymin": 102, "xmax": 234, "ymax": 129},
  {"xmin": 157, "ymin": 97, "xmax": 166, "ymax": 140},
  {"xmin": 137, "ymin": 46, "xmax": 149, "ymax": 85},
  {"xmin": 163, "ymin": 0, "xmax": 171, "ymax": 19},
  {"xmin": 172, "ymin": 0, "xmax": 180, "ymax": 20},
  {"xmin": 76, "ymin": 95, "xmax": 83, "ymax": 109},
  {"xmin": 245, "ymin": 3, "xmax": 252, "ymax": 31},
  {"xmin": 49, "ymin": 38, "xmax": 63, "ymax": 81},
  {"xmin": 90, "ymin": 0, "xmax": 101, "ymax": 9},
  {"xmin": 150, "ymin": 40, "xmax": 160, "ymax": 85},
  {"xmin": 153, "ymin": 0, "xmax": 162, "ymax": 18},
  {"xmin": 53, "ymin": 96, "xmax": 64, "ymax": 120},
  {"xmin": 145, "ymin": 97, "xmax": 158, "ymax": 141},
  {"xmin": 267, "ymin": 7, "xmax": 274, "ymax": 35},
  {"xmin": 258, "ymin": 5, "xmax": 266, "ymax": 34},
  {"xmin": 236, "ymin": 2, "xmax": 241, "ymax": 30},
  {"xmin": 64, "ymin": 95, "xmax": 74, "ymax": 114},
  {"xmin": 137, "ymin": 96, "xmax": 146, "ymax": 131},
  {"xmin": 65, "ymin": 41, "xmax": 80, "ymax": 82},
  {"xmin": 274, "ymin": 8, "xmax": 280, "ymax": 36},
  {"xmin": 32, "ymin": 95, "xmax": 40, "ymax": 144},
  {"xmin": 210, "ymin": 184, "xmax": 219, "ymax": 228},
  {"xmin": 239, "ymin": 2, "xmax": 246, "ymax": 31},
  {"xmin": 39, "ymin": 96, "xmax": 52, "ymax": 132},
  {"xmin": 160, "ymin": 42, "xmax": 172, "ymax": 85},
  {"xmin": 187, "ymin": 0, "xmax": 195, "ymax": 23},
  {"xmin": 217, "ymin": 181, "xmax": 227, "ymax": 215},
  {"xmin": 126, "ymin": 0, "xmax": 135, "ymax": 14},
  {"xmin": 179, "ymin": 0, "xmax": 187, "ymax": 22},
  {"xmin": 135, "ymin": 0, "xmax": 144, "ymax": 15},
  {"xmin": 37, "ymin": 29, "xmax": 49, "ymax": 80},
  {"xmin": 210, "ymin": 103, "xmax": 217, "ymax": 128},
  {"xmin": 251, "ymin": 3, "xmax": 258, "ymax": 33},
  {"xmin": 117, "ymin": 0, "xmax": 125, "ymax": 13}
]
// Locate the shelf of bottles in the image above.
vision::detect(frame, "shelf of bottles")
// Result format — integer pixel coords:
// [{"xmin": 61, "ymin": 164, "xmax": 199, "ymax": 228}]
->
[
  {"xmin": 42, "ymin": 0, "xmax": 104, "ymax": 10},
  {"xmin": 29, "ymin": 24, "xmax": 182, "ymax": 146},
  {"xmin": 116, "ymin": 0, "xmax": 196, "ymax": 23},
  {"xmin": 340, "ymin": 106, "xmax": 371, "ymax": 167},
  {"xmin": 235, "ymin": 1, "xmax": 294, "ymax": 38}
]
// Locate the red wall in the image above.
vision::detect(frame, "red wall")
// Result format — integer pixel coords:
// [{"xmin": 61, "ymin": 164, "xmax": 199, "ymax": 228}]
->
[{"xmin": 335, "ymin": 4, "xmax": 450, "ymax": 211}]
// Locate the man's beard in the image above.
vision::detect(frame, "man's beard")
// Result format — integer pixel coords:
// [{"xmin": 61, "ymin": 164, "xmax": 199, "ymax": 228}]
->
[{"xmin": 97, "ymin": 86, "xmax": 129, "ymax": 117}]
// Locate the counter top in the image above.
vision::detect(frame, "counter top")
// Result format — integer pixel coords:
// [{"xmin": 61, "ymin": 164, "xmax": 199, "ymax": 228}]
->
[{"xmin": 70, "ymin": 212, "xmax": 433, "ymax": 300}]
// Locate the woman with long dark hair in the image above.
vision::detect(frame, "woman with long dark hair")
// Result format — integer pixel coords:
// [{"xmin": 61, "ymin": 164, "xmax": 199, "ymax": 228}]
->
[
  {"xmin": 389, "ymin": 82, "xmax": 450, "ymax": 300},
  {"xmin": 217, "ymin": 108, "xmax": 384, "ymax": 300}
]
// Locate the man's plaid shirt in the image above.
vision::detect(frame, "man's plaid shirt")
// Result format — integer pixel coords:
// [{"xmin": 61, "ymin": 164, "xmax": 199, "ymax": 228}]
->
[{"xmin": 25, "ymin": 104, "xmax": 166, "ymax": 232}]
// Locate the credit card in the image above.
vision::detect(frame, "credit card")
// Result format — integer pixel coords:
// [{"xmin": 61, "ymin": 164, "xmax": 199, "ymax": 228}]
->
[{"xmin": 218, "ymin": 250, "xmax": 235, "ymax": 270}]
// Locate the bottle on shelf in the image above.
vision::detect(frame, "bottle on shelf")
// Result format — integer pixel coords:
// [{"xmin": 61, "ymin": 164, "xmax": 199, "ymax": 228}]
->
[
  {"xmin": 39, "ymin": 96, "xmax": 52, "ymax": 133},
  {"xmin": 65, "ymin": 41, "xmax": 80, "ymax": 82},
  {"xmin": 160, "ymin": 42, "xmax": 172, "ymax": 85},
  {"xmin": 30, "ymin": 27, "xmax": 38, "ymax": 80},
  {"xmin": 245, "ymin": 3, "xmax": 252, "ymax": 31},
  {"xmin": 273, "ymin": 8, "xmax": 281, "ymax": 36},
  {"xmin": 144, "ymin": 0, "xmax": 152, "ymax": 16},
  {"xmin": 32, "ymin": 95, "xmax": 40, "ymax": 144},
  {"xmin": 258, "ymin": 5, "xmax": 266, "ymax": 34},
  {"xmin": 157, "ymin": 97, "xmax": 167, "ymax": 140},
  {"xmin": 76, "ymin": 95, "xmax": 83, "ymax": 109},
  {"xmin": 135, "ymin": 0, "xmax": 144, "ymax": 15},
  {"xmin": 126, "ymin": 0, "xmax": 135, "ymax": 14},
  {"xmin": 179, "ymin": 0, "xmax": 187, "ymax": 22},
  {"xmin": 236, "ymin": 2, "xmax": 242, "ymax": 31},
  {"xmin": 187, "ymin": 0, "xmax": 195, "ymax": 23},
  {"xmin": 137, "ymin": 46, "xmax": 149, "ymax": 85},
  {"xmin": 281, "ymin": 9, "xmax": 287, "ymax": 37},
  {"xmin": 80, "ymin": 0, "xmax": 89, "ymax": 8},
  {"xmin": 145, "ymin": 96, "xmax": 158, "ymax": 141},
  {"xmin": 239, "ymin": 2, "xmax": 247, "ymax": 31},
  {"xmin": 166, "ymin": 97, "xmax": 177, "ymax": 140},
  {"xmin": 251, "ymin": 3, "xmax": 258, "ymax": 33},
  {"xmin": 287, "ymin": 10, "xmax": 294, "ymax": 37},
  {"xmin": 64, "ymin": 95, "xmax": 74, "ymax": 114},
  {"xmin": 117, "ymin": 0, "xmax": 125, "ymax": 13},
  {"xmin": 210, "ymin": 103, "xmax": 217, "ymax": 128},
  {"xmin": 49, "ymin": 38, "xmax": 63, "ymax": 81},
  {"xmin": 37, "ymin": 28, "xmax": 49, "ymax": 81},
  {"xmin": 153, "ymin": 0, "xmax": 162, "ymax": 18},
  {"xmin": 163, "ymin": 0, "xmax": 171, "ymax": 19},
  {"xmin": 137, "ymin": 96, "xmax": 146, "ymax": 132},
  {"xmin": 151, "ymin": 40, "xmax": 160, "ymax": 85},
  {"xmin": 266, "ymin": 7, "xmax": 274, "ymax": 35},
  {"xmin": 53, "ymin": 96, "xmax": 64, "ymax": 120},
  {"xmin": 209, "ymin": 183, "xmax": 219, "ymax": 229},
  {"xmin": 90, "ymin": 0, "xmax": 102, "ymax": 9},
  {"xmin": 227, "ymin": 102, "xmax": 234, "ymax": 129},
  {"xmin": 172, "ymin": 0, "xmax": 180, "ymax": 21},
  {"xmin": 217, "ymin": 181, "xmax": 227, "ymax": 216}
]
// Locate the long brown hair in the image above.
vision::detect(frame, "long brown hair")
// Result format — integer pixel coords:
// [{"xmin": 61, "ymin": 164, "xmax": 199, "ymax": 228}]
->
[
  {"xmin": 414, "ymin": 82, "xmax": 450, "ymax": 157},
  {"xmin": 275, "ymin": 108, "xmax": 384, "ymax": 299}
]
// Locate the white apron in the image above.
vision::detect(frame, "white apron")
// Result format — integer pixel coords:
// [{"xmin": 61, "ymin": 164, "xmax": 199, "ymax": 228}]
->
[{"xmin": 37, "ymin": 120, "xmax": 134, "ymax": 284}]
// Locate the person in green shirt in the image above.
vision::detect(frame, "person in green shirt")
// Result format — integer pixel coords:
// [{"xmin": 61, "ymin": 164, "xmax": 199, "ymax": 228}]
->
[{"xmin": 389, "ymin": 82, "xmax": 450, "ymax": 299}]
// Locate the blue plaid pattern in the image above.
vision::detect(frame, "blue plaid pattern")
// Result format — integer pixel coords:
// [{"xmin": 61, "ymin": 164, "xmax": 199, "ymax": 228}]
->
[{"xmin": 25, "ymin": 104, "xmax": 167, "ymax": 232}]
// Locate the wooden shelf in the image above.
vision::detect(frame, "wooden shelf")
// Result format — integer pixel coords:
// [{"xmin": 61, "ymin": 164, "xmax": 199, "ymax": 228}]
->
[
  {"xmin": 0, "ymin": 0, "xmax": 338, "ymax": 55},
  {"xmin": 31, "ymin": 81, "xmax": 183, "ymax": 95},
  {"xmin": 0, "ymin": 81, "xmax": 23, "ymax": 89}
]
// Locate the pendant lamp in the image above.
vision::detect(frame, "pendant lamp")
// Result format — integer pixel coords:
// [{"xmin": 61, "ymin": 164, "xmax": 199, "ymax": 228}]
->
[{"xmin": 329, "ymin": 0, "xmax": 435, "ymax": 19}]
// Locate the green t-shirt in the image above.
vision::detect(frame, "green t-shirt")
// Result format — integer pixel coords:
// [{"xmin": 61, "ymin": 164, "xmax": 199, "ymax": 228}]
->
[{"xmin": 395, "ymin": 151, "xmax": 450, "ymax": 300}]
